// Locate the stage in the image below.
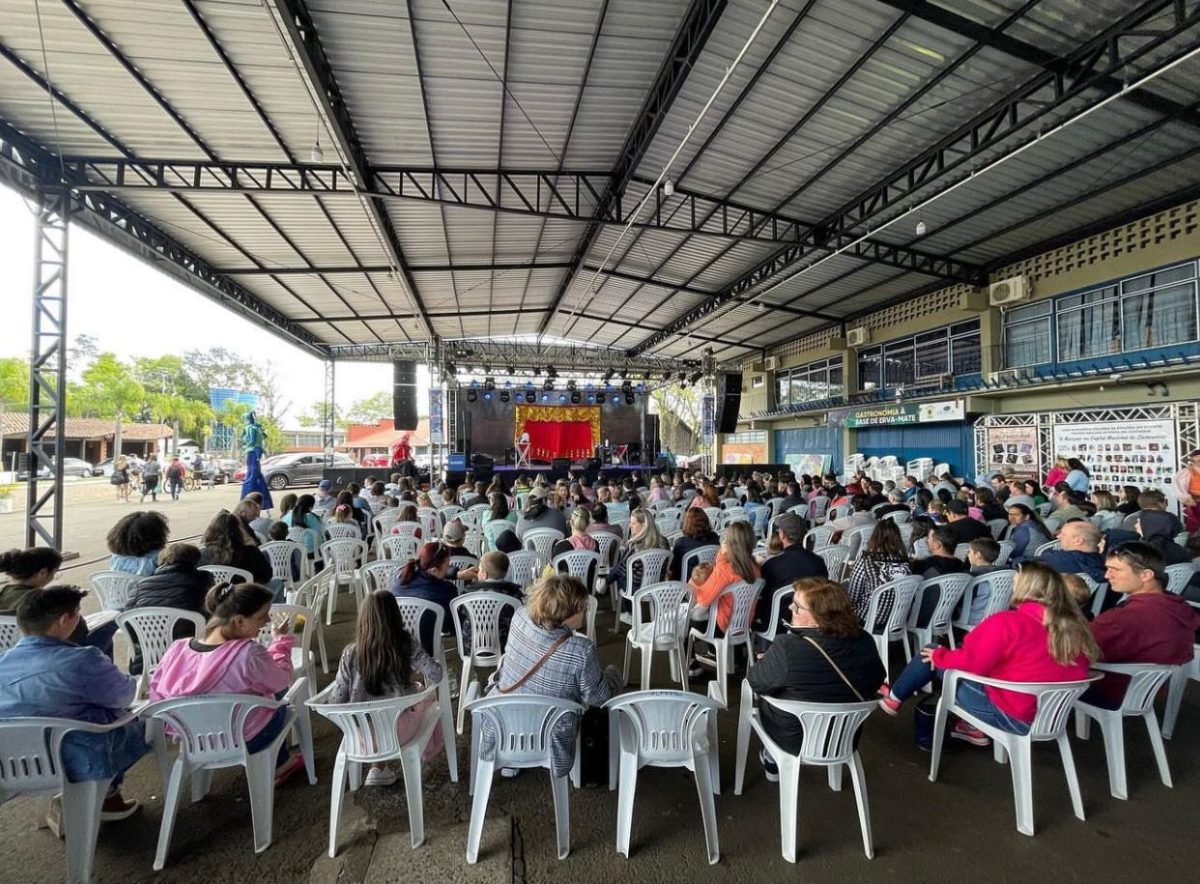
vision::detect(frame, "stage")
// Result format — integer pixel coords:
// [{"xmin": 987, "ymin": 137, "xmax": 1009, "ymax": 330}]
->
[{"xmin": 493, "ymin": 463, "xmax": 649, "ymax": 483}]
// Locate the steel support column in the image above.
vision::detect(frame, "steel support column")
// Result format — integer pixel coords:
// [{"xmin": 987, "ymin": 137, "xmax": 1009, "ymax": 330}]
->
[
  {"xmin": 322, "ymin": 360, "xmax": 336, "ymax": 466},
  {"xmin": 26, "ymin": 189, "xmax": 70, "ymax": 550}
]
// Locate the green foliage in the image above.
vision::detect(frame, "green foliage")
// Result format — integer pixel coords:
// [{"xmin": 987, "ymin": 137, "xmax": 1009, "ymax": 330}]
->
[
  {"xmin": 0, "ymin": 357, "xmax": 28, "ymax": 409},
  {"xmin": 297, "ymin": 400, "xmax": 344, "ymax": 429},
  {"xmin": 345, "ymin": 391, "xmax": 392, "ymax": 426},
  {"xmin": 71, "ymin": 353, "xmax": 145, "ymax": 420}
]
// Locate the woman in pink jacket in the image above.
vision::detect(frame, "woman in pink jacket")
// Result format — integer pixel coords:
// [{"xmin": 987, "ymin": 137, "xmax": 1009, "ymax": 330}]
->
[
  {"xmin": 149, "ymin": 581, "xmax": 303, "ymax": 783},
  {"xmin": 878, "ymin": 562, "xmax": 1098, "ymax": 746}
]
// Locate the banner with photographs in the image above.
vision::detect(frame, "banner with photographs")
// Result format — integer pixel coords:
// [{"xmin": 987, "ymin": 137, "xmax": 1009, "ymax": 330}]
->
[
  {"xmin": 1051, "ymin": 419, "xmax": 1178, "ymax": 504},
  {"xmin": 784, "ymin": 453, "xmax": 831, "ymax": 478},
  {"xmin": 984, "ymin": 425, "xmax": 1040, "ymax": 480}
]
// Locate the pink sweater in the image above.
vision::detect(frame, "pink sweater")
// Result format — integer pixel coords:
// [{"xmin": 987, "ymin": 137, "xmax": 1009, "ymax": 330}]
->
[
  {"xmin": 149, "ymin": 635, "xmax": 294, "ymax": 738},
  {"xmin": 931, "ymin": 602, "xmax": 1090, "ymax": 722}
]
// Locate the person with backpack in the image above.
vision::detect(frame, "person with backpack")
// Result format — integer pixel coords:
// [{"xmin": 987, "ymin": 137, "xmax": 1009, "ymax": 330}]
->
[{"xmin": 165, "ymin": 456, "xmax": 186, "ymax": 501}]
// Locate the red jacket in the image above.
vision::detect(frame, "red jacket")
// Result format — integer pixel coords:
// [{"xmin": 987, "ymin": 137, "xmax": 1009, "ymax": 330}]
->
[
  {"xmin": 1090, "ymin": 591, "xmax": 1200, "ymax": 703},
  {"xmin": 931, "ymin": 601, "xmax": 1091, "ymax": 722}
]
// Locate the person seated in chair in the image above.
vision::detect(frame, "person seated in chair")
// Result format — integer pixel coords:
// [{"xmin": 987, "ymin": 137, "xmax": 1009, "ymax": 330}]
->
[
  {"xmin": 874, "ymin": 490, "xmax": 910, "ymax": 521},
  {"xmin": 943, "ymin": 500, "xmax": 991, "ymax": 545},
  {"xmin": 828, "ymin": 495, "xmax": 874, "ymax": 539},
  {"xmin": 123, "ymin": 544, "xmax": 215, "ymax": 675},
  {"xmin": 756, "ymin": 514, "xmax": 827, "ymax": 629},
  {"xmin": 748, "ymin": 578, "xmax": 885, "ymax": 782},
  {"xmin": 1081, "ymin": 542, "xmax": 1200, "ymax": 709},
  {"xmin": 0, "ymin": 587, "xmax": 148, "ymax": 819},
  {"xmin": 457, "ymin": 551, "xmax": 525, "ymax": 655},
  {"xmin": 440, "ymin": 522, "xmax": 478, "ymax": 581},
  {"xmin": 1043, "ymin": 485, "xmax": 1089, "ymax": 535},
  {"xmin": 910, "ymin": 525, "xmax": 969, "ymax": 579},
  {"xmin": 0, "ymin": 547, "xmax": 118, "ymax": 659},
  {"xmin": 1037, "ymin": 520, "xmax": 1106, "ymax": 584}
]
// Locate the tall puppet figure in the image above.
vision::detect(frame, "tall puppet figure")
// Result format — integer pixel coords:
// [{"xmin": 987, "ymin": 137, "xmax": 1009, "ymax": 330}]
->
[{"xmin": 241, "ymin": 411, "xmax": 273, "ymax": 508}]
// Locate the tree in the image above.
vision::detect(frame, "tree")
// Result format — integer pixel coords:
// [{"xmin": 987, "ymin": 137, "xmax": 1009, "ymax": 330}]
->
[
  {"xmin": 0, "ymin": 357, "xmax": 28, "ymax": 410},
  {"xmin": 183, "ymin": 347, "xmax": 264, "ymax": 395},
  {"xmin": 133, "ymin": 355, "xmax": 201, "ymax": 401},
  {"xmin": 651, "ymin": 384, "xmax": 701, "ymax": 455},
  {"xmin": 296, "ymin": 400, "xmax": 344, "ymax": 429},
  {"xmin": 254, "ymin": 361, "xmax": 290, "ymax": 427},
  {"xmin": 345, "ymin": 391, "xmax": 392, "ymax": 426},
  {"xmin": 67, "ymin": 334, "xmax": 100, "ymax": 383},
  {"xmin": 71, "ymin": 353, "xmax": 145, "ymax": 456}
]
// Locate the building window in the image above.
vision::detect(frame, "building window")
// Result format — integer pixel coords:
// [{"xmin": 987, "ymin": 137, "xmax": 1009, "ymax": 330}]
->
[
  {"xmin": 857, "ymin": 320, "xmax": 980, "ymax": 391},
  {"xmin": 775, "ymin": 356, "xmax": 843, "ymax": 407},
  {"xmin": 1002, "ymin": 260, "xmax": 1199, "ymax": 368}
]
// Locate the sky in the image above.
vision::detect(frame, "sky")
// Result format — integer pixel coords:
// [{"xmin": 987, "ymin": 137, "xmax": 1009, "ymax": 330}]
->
[{"xmin": 0, "ymin": 184, "xmax": 430, "ymax": 425}]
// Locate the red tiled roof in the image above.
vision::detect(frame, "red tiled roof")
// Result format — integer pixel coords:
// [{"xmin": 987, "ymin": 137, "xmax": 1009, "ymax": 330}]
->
[
  {"xmin": 339, "ymin": 418, "xmax": 429, "ymax": 451},
  {"xmin": 0, "ymin": 412, "xmax": 173, "ymax": 441}
]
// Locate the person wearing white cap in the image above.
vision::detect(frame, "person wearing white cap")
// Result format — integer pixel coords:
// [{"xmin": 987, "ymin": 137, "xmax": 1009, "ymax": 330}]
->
[{"xmin": 516, "ymin": 486, "xmax": 568, "ymax": 539}]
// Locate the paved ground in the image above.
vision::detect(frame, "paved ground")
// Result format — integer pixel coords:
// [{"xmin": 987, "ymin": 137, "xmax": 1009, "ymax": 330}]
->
[{"xmin": 2, "ymin": 496, "xmax": 1199, "ymax": 882}]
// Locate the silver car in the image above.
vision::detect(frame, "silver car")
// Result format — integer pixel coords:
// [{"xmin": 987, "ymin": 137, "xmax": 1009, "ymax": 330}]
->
[{"xmin": 257, "ymin": 452, "xmax": 356, "ymax": 490}]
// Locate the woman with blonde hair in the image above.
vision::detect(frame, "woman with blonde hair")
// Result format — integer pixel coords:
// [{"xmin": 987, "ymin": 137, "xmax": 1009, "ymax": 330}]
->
[
  {"xmin": 1089, "ymin": 488, "xmax": 1122, "ymax": 531},
  {"xmin": 552, "ymin": 507, "xmax": 598, "ymax": 558},
  {"xmin": 112, "ymin": 454, "xmax": 131, "ymax": 502},
  {"xmin": 1045, "ymin": 455, "xmax": 1069, "ymax": 490},
  {"xmin": 606, "ymin": 506, "xmax": 669, "ymax": 598},
  {"xmin": 879, "ymin": 561, "xmax": 1098, "ymax": 746}
]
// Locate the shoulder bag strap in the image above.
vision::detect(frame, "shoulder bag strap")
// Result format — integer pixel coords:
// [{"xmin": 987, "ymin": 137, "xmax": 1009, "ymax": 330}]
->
[
  {"xmin": 497, "ymin": 633, "xmax": 571, "ymax": 694},
  {"xmin": 803, "ymin": 636, "xmax": 866, "ymax": 702}
]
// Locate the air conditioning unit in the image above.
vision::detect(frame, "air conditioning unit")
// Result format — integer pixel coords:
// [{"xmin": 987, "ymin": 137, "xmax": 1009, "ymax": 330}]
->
[
  {"xmin": 763, "ymin": 356, "xmax": 778, "ymax": 371},
  {"xmin": 988, "ymin": 368, "xmax": 1035, "ymax": 385},
  {"xmin": 846, "ymin": 326, "xmax": 870, "ymax": 348},
  {"xmin": 989, "ymin": 274, "xmax": 1031, "ymax": 306}
]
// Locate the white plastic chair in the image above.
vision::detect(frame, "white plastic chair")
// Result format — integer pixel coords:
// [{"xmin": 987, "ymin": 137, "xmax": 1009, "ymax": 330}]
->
[
  {"xmin": 261, "ymin": 540, "xmax": 304, "ymax": 591},
  {"xmin": 449, "ymin": 554, "xmax": 479, "ymax": 591},
  {"xmin": 1033, "ymin": 539, "xmax": 1059, "ymax": 557},
  {"xmin": 881, "ymin": 509, "xmax": 910, "ymax": 525},
  {"xmin": 929, "ymin": 670, "xmax": 1099, "ymax": 836},
  {"xmin": 88, "ymin": 570, "xmax": 141, "ymax": 611},
  {"xmin": 995, "ymin": 540, "xmax": 1014, "ymax": 567},
  {"xmin": 863, "ymin": 575, "xmax": 921, "ymax": 682},
  {"xmin": 655, "ymin": 511, "xmax": 681, "ymax": 537},
  {"xmin": 1164, "ymin": 563, "xmax": 1194, "ymax": 595},
  {"xmin": 198, "ymin": 564, "xmax": 254, "ymax": 585},
  {"xmin": 679, "ymin": 544, "xmax": 719, "ymax": 581},
  {"xmin": 320, "ymin": 539, "xmax": 368, "ymax": 625},
  {"xmin": 734, "ymin": 680, "xmax": 876, "ymax": 862},
  {"xmin": 1163, "ymin": 641, "xmax": 1200, "ymax": 739},
  {"xmin": 814, "ymin": 544, "xmax": 850, "ymax": 582},
  {"xmin": 286, "ymin": 569, "xmax": 332, "ymax": 673},
  {"xmin": 701, "ymin": 507, "xmax": 723, "ymax": 529},
  {"xmin": 907, "ymin": 573, "xmax": 972, "ymax": 652},
  {"xmin": 395, "ymin": 597, "xmax": 459, "ymax": 782},
  {"xmin": 988, "ymin": 518, "xmax": 1009, "ymax": 540},
  {"xmin": 253, "ymin": 603, "xmax": 321, "ymax": 691},
  {"xmin": 417, "ymin": 508, "xmax": 440, "ymax": 539},
  {"xmin": 803, "ymin": 526, "xmax": 833, "ymax": 550},
  {"xmin": 372, "ymin": 510, "xmax": 400, "ymax": 543},
  {"xmin": 523, "ymin": 528, "xmax": 565, "ymax": 570},
  {"xmin": 952, "ymin": 543, "xmax": 971, "ymax": 562},
  {"xmin": 0, "ymin": 714, "xmax": 142, "ymax": 883},
  {"xmin": 380, "ymin": 534, "xmax": 419, "ymax": 562},
  {"xmin": 439, "ymin": 505, "xmax": 464, "ymax": 525},
  {"xmin": 605, "ymin": 691, "xmax": 722, "ymax": 864},
  {"xmin": 143, "ymin": 682, "xmax": 315, "ymax": 870},
  {"xmin": 116, "ymin": 607, "xmax": 207, "ymax": 698},
  {"xmin": 755, "ymin": 585, "xmax": 795, "ymax": 647},
  {"xmin": 622, "ymin": 582, "xmax": 691, "ymax": 691},
  {"xmin": 0, "ymin": 615, "xmax": 21, "ymax": 651},
  {"xmin": 719, "ymin": 506, "xmax": 749, "ymax": 529},
  {"xmin": 552, "ymin": 549, "xmax": 602, "ymax": 590},
  {"xmin": 323, "ymin": 522, "xmax": 362, "ymax": 542},
  {"xmin": 614, "ymin": 548, "xmax": 671, "ymax": 633},
  {"xmin": 593, "ymin": 531, "xmax": 620, "ymax": 571},
  {"xmin": 457, "ymin": 509, "xmax": 482, "ymax": 530},
  {"xmin": 482, "ymin": 518, "xmax": 511, "ymax": 550},
  {"xmin": 686, "ymin": 579, "xmax": 764, "ymax": 707},
  {"xmin": 952, "ymin": 570, "xmax": 1016, "ymax": 634},
  {"xmin": 505, "ymin": 550, "xmax": 539, "ymax": 590},
  {"xmin": 465, "ymin": 695, "xmax": 583, "ymax": 863},
  {"xmin": 390, "ymin": 520, "xmax": 423, "ymax": 540},
  {"xmin": 808, "ymin": 497, "xmax": 830, "ymax": 524},
  {"xmin": 450, "ymin": 592, "xmax": 522, "ymax": 734},
  {"xmin": 307, "ymin": 682, "xmax": 441, "ymax": 856},
  {"xmin": 841, "ymin": 524, "xmax": 874, "ymax": 561},
  {"xmin": 1075, "ymin": 662, "xmax": 1178, "ymax": 799}
]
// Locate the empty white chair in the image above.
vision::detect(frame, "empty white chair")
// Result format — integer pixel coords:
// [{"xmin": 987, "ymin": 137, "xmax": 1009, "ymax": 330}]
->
[
  {"xmin": 622, "ymin": 582, "xmax": 691, "ymax": 691},
  {"xmin": 505, "ymin": 550, "xmax": 539, "ymax": 590},
  {"xmin": 324, "ymin": 522, "xmax": 361, "ymax": 542},
  {"xmin": 1164, "ymin": 563, "xmax": 1194, "ymax": 595},
  {"xmin": 988, "ymin": 518, "xmax": 1009, "ymax": 541},
  {"xmin": 679, "ymin": 544, "xmax": 719, "ymax": 582},
  {"xmin": 457, "ymin": 509, "xmax": 481, "ymax": 531},
  {"xmin": 734, "ymin": 679, "xmax": 876, "ymax": 862},
  {"xmin": 261, "ymin": 540, "xmax": 304, "ymax": 591},
  {"xmin": 929, "ymin": 670, "xmax": 1098, "ymax": 836},
  {"xmin": 552, "ymin": 549, "xmax": 602, "ymax": 590},
  {"xmin": 803, "ymin": 526, "xmax": 833, "ymax": 551},
  {"xmin": 88, "ymin": 570, "xmax": 141, "ymax": 612},
  {"xmin": 687, "ymin": 580, "xmax": 764, "ymax": 707},
  {"xmin": 0, "ymin": 714, "xmax": 142, "ymax": 883},
  {"xmin": 614, "ymin": 548, "xmax": 671, "ymax": 633},
  {"xmin": 754, "ymin": 585, "xmax": 794, "ymax": 647},
  {"xmin": 380, "ymin": 534, "xmax": 419, "ymax": 562},
  {"xmin": 450, "ymin": 592, "xmax": 522, "ymax": 733},
  {"xmin": 814, "ymin": 545, "xmax": 850, "ymax": 582},
  {"xmin": 995, "ymin": 540, "xmax": 1014, "ymax": 567},
  {"xmin": 1075, "ymin": 662, "xmax": 1179, "ymax": 799},
  {"xmin": 198, "ymin": 564, "xmax": 254, "ymax": 585},
  {"xmin": 465, "ymin": 695, "xmax": 582, "ymax": 863},
  {"xmin": 307, "ymin": 682, "xmax": 441, "ymax": 856},
  {"xmin": 593, "ymin": 531, "xmax": 620, "ymax": 571},
  {"xmin": 719, "ymin": 506, "xmax": 749, "ymax": 528},
  {"xmin": 439, "ymin": 505, "xmax": 464, "ymax": 525},
  {"xmin": 1163, "ymin": 640, "xmax": 1200, "ymax": 739},
  {"xmin": 523, "ymin": 528, "xmax": 565, "ymax": 571},
  {"xmin": 952, "ymin": 570, "xmax": 1016, "ymax": 635},
  {"xmin": 143, "ymin": 683, "xmax": 315, "ymax": 870},
  {"xmin": 605, "ymin": 691, "xmax": 722, "ymax": 864},
  {"xmin": 808, "ymin": 497, "xmax": 830, "ymax": 524},
  {"xmin": 863, "ymin": 576, "xmax": 921, "ymax": 682},
  {"xmin": 361, "ymin": 559, "xmax": 401, "ymax": 598},
  {"xmin": 907, "ymin": 574, "xmax": 972, "ymax": 652},
  {"xmin": 0, "ymin": 615, "xmax": 20, "ymax": 651},
  {"xmin": 655, "ymin": 511, "xmax": 680, "ymax": 537},
  {"xmin": 395, "ymin": 598, "xmax": 459, "ymax": 782},
  {"xmin": 116, "ymin": 607, "xmax": 207, "ymax": 698},
  {"xmin": 372, "ymin": 510, "xmax": 400, "ymax": 542},
  {"xmin": 320, "ymin": 539, "xmax": 368, "ymax": 625}
]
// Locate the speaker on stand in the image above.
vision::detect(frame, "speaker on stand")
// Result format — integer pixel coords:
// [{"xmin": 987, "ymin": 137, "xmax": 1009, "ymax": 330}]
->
[
  {"xmin": 714, "ymin": 371, "xmax": 743, "ymax": 435},
  {"xmin": 393, "ymin": 360, "xmax": 418, "ymax": 431}
]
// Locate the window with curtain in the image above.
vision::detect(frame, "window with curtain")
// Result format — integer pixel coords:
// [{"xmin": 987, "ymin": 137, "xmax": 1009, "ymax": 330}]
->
[
  {"xmin": 1003, "ymin": 300, "xmax": 1052, "ymax": 367},
  {"xmin": 1057, "ymin": 286, "xmax": 1119, "ymax": 362},
  {"xmin": 856, "ymin": 320, "xmax": 980, "ymax": 390},
  {"xmin": 777, "ymin": 356, "xmax": 844, "ymax": 406},
  {"xmin": 858, "ymin": 349, "xmax": 882, "ymax": 390},
  {"xmin": 1120, "ymin": 263, "xmax": 1198, "ymax": 352}
]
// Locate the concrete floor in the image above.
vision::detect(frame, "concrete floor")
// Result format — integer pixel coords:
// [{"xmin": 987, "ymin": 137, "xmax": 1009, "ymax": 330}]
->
[{"xmin": 2, "ymin": 492, "xmax": 1199, "ymax": 883}]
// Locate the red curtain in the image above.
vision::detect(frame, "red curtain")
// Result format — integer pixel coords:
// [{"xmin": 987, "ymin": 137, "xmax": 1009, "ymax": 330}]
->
[{"xmin": 524, "ymin": 420, "xmax": 594, "ymax": 460}]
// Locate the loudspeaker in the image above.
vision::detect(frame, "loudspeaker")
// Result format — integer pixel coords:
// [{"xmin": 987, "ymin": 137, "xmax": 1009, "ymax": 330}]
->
[
  {"xmin": 715, "ymin": 371, "xmax": 743, "ymax": 434},
  {"xmin": 552, "ymin": 458, "xmax": 572, "ymax": 471},
  {"xmin": 444, "ymin": 469, "xmax": 467, "ymax": 487},
  {"xmin": 393, "ymin": 360, "xmax": 418, "ymax": 430},
  {"xmin": 472, "ymin": 453, "xmax": 495, "ymax": 468}
]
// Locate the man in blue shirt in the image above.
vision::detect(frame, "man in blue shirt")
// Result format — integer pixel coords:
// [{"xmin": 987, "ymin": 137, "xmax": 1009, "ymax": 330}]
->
[
  {"xmin": 0, "ymin": 587, "xmax": 147, "ymax": 819},
  {"xmin": 1037, "ymin": 520, "xmax": 1106, "ymax": 584}
]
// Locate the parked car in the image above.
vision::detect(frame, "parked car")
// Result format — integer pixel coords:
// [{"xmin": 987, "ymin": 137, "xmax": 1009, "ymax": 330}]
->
[
  {"xmin": 17, "ymin": 457, "xmax": 96, "ymax": 480},
  {"xmin": 360, "ymin": 452, "xmax": 390, "ymax": 468},
  {"xmin": 233, "ymin": 451, "xmax": 355, "ymax": 490},
  {"xmin": 96, "ymin": 454, "xmax": 144, "ymax": 477}
]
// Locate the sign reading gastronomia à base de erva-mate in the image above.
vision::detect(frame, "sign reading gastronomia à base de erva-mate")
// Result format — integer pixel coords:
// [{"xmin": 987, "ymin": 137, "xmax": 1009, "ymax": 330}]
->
[{"xmin": 840, "ymin": 399, "xmax": 966, "ymax": 429}]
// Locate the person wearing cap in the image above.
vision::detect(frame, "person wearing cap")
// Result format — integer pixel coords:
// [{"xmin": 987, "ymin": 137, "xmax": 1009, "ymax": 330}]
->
[
  {"xmin": 756, "ymin": 513, "xmax": 827, "ymax": 629},
  {"xmin": 1175, "ymin": 448, "xmax": 1200, "ymax": 534},
  {"xmin": 440, "ymin": 521, "xmax": 478, "ymax": 580},
  {"xmin": 0, "ymin": 587, "xmax": 149, "ymax": 820},
  {"xmin": 515, "ymin": 486, "xmax": 568, "ymax": 540},
  {"xmin": 314, "ymin": 478, "xmax": 336, "ymax": 516}
]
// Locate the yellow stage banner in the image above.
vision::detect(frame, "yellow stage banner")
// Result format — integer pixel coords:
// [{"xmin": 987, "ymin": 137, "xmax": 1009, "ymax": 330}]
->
[{"xmin": 513, "ymin": 404, "xmax": 601, "ymax": 460}]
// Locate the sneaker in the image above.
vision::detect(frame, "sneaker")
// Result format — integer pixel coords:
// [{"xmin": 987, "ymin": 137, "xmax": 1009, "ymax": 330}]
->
[
  {"xmin": 273, "ymin": 755, "xmax": 305, "ymax": 786},
  {"xmin": 500, "ymin": 767, "xmax": 520, "ymax": 778},
  {"xmin": 877, "ymin": 683, "xmax": 901, "ymax": 717},
  {"xmin": 760, "ymin": 749, "xmax": 779, "ymax": 783},
  {"xmin": 687, "ymin": 664, "xmax": 707, "ymax": 679},
  {"xmin": 364, "ymin": 765, "xmax": 398, "ymax": 787},
  {"xmin": 100, "ymin": 791, "xmax": 141, "ymax": 821},
  {"xmin": 951, "ymin": 721, "xmax": 991, "ymax": 747}
]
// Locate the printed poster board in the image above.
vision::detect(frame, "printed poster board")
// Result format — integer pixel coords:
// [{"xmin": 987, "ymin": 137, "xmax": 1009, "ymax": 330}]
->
[
  {"xmin": 784, "ymin": 453, "xmax": 831, "ymax": 478},
  {"xmin": 1051, "ymin": 419, "xmax": 1178, "ymax": 506},
  {"xmin": 984, "ymin": 425, "xmax": 1040, "ymax": 480}
]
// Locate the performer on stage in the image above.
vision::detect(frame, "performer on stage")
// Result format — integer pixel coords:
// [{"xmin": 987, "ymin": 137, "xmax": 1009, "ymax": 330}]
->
[
  {"xmin": 390, "ymin": 431, "xmax": 415, "ymax": 477},
  {"xmin": 240, "ymin": 411, "xmax": 273, "ymax": 509}
]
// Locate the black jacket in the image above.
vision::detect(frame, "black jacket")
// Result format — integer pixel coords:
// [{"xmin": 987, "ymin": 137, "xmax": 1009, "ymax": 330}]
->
[
  {"xmin": 124, "ymin": 564, "xmax": 215, "ymax": 674},
  {"xmin": 945, "ymin": 517, "xmax": 991, "ymax": 545},
  {"xmin": 199, "ymin": 545, "xmax": 273, "ymax": 585},
  {"xmin": 670, "ymin": 532, "xmax": 720, "ymax": 581},
  {"xmin": 757, "ymin": 545, "xmax": 829, "ymax": 629},
  {"xmin": 980, "ymin": 502, "xmax": 1007, "ymax": 522},
  {"xmin": 748, "ymin": 627, "xmax": 885, "ymax": 754},
  {"xmin": 909, "ymin": 555, "xmax": 969, "ymax": 579},
  {"xmin": 458, "ymin": 579, "xmax": 524, "ymax": 654}
]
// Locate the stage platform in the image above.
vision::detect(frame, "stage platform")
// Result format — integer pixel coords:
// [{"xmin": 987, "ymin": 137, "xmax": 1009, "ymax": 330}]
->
[{"xmin": 491, "ymin": 463, "xmax": 647, "ymax": 483}]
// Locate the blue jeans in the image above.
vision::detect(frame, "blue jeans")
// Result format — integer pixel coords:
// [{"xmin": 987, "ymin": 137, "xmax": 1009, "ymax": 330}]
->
[
  {"xmin": 61, "ymin": 719, "xmax": 150, "ymax": 786},
  {"xmin": 245, "ymin": 704, "xmax": 290, "ymax": 766},
  {"xmin": 892, "ymin": 651, "xmax": 1030, "ymax": 735},
  {"xmin": 81, "ymin": 621, "xmax": 118, "ymax": 661}
]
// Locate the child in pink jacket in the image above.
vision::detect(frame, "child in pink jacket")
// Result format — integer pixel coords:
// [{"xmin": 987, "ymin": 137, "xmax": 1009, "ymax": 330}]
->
[
  {"xmin": 150, "ymin": 581, "xmax": 302, "ymax": 782},
  {"xmin": 878, "ymin": 562, "xmax": 1098, "ymax": 747}
]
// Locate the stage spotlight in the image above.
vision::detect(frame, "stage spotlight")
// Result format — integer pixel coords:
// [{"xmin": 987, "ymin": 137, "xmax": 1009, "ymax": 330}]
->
[
  {"xmin": 466, "ymin": 389, "xmax": 478, "ymax": 403},
  {"xmin": 499, "ymin": 390, "xmax": 510, "ymax": 403},
  {"xmin": 543, "ymin": 379, "xmax": 554, "ymax": 392},
  {"xmin": 547, "ymin": 366, "xmax": 558, "ymax": 379},
  {"xmin": 525, "ymin": 391, "xmax": 536, "ymax": 404},
  {"xmin": 624, "ymin": 392, "xmax": 635, "ymax": 405},
  {"xmin": 484, "ymin": 377, "xmax": 495, "ymax": 391},
  {"xmin": 636, "ymin": 383, "xmax": 645, "ymax": 393},
  {"xmin": 587, "ymin": 394, "xmax": 596, "ymax": 403},
  {"xmin": 596, "ymin": 392, "xmax": 606, "ymax": 404},
  {"xmin": 567, "ymin": 379, "xmax": 577, "ymax": 391},
  {"xmin": 571, "ymin": 391, "xmax": 581, "ymax": 404},
  {"xmin": 559, "ymin": 393, "xmax": 567, "ymax": 402},
  {"xmin": 483, "ymin": 391, "xmax": 493, "ymax": 402},
  {"xmin": 541, "ymin": 392, "xmax": 550, "ymax": 402}
]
